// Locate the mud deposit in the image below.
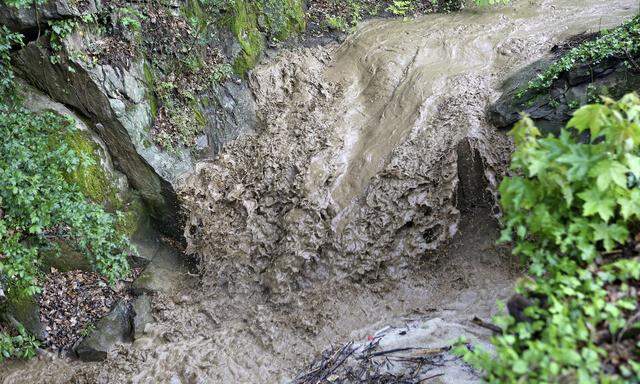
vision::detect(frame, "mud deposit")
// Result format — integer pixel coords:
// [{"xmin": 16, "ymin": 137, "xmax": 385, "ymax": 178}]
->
[{"xmin": 1, "ymin": 1, "xmax": 636, "ymax": 383}]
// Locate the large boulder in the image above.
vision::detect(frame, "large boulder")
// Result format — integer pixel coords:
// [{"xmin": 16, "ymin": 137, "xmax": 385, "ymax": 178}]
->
[
  {"xmin": 13, "ymin": 31, "xmax": 188, "ymax": 237},
  {"xmin": 73, "ymin": 300, "xmax": 134, "ymax": 362},
  {"xmin": 18, "ymin": 80, "xmax": 146, "ymax": 269}
]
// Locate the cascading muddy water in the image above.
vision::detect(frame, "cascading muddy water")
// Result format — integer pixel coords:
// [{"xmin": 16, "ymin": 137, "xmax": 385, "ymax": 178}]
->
[{"xmin": 1, "ymin": 1, "xmax": 636, "ymax": 383}]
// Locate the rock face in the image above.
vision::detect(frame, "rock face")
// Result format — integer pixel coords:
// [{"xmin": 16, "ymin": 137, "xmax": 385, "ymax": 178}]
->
[
  {"xmin": 13, "ymin": 31, "xmax": 187, "ymax": 237},
  {"xmin": 489, "ymin": 54, "xmax": 640, "ymax": 133},
  {"xmin": 0, "ymin": 0, "xmax": 100, "ymax": 32},
  {"xmin": 204, "ymin": 80, "xmax": 258, "ymax": 155}
]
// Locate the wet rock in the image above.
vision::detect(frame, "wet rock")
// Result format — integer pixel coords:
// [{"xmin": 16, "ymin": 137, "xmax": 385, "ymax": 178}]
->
[
  {"xmin": 132, "ymin": 294, "xmax": 153, "ymax": 338},
  {"xmin": 13, "ymin": 31, "xmax": 186, "ymax": 238},
  {"xmin": 203, "ymin": 79, "xmax": 258, "ymax": 156},
  {"xmin": 489, "ymin": 51, "xmax": 640, "ymax": 134},
  {"xmin": 74, "ymin": 300, "xmax": 134, "ymax": 362},
  {"xmin": 0, "ymin": 0, "xmax": 100, "ymax": 32},
  {"xmin": 131, "ymin": 240, "xmax": 187, "ymax": 295}
]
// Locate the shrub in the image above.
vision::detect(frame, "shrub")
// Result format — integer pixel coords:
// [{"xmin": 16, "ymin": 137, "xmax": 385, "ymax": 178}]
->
[
  {"xmin": 0, "ymin": 324, "xmax": 39, "ymax": 363},
  {"xmin": 0, "ymin": 106, "xmax": 133, "ymax": 298},
  {"xmin": 459, "ymin": 94, "xmax": 640, "ymax": 382}
]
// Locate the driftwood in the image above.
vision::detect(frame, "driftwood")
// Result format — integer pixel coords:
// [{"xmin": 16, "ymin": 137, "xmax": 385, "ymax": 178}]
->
[{"xmin": 291, "ymin": 340, "xmax": 457, "ymax": 384}]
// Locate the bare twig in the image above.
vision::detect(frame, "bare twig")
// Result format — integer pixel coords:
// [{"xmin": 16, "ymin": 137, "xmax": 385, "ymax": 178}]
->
[{"xmin": 472, "ymin": 316, "xmax": 502, "ymax": 334}]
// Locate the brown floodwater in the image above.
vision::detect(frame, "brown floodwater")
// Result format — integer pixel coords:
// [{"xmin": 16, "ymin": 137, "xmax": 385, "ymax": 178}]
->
[{"xmin": 1, "ymin": 1, "xmax": 636, "ymax": 382}]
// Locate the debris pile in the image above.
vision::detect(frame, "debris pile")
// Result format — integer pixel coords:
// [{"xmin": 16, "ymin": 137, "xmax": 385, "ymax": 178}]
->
[
  {"xmin": 292, "ymin": 319, "xmax": 485, "ymax": 384},
  {"xmin": 38, "ymin": 270, "xmax": 126, "ymax": 351}
]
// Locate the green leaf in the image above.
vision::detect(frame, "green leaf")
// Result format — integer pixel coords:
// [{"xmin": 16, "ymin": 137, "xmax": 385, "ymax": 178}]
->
[
  {"xmin": 590, "ymin": 222, "xmax": 628, "ymax": 251},
  {"xmin": 589, "ymin": 159, "xmax": 628, "ymax": 191},
  {"xmin": 618, "ymin": 189, "xmax": 640, "ymax": 220},
  {"xmin": 578, "ymin": 188, "xmax": 616, "ymax": 221},
  {"xmin": 567, "ymin": 104, "xmax": 608, "ymax": 136},
  {"xmin": 625, "ymin": 153, "xmax": 640, "ymax": 175}
]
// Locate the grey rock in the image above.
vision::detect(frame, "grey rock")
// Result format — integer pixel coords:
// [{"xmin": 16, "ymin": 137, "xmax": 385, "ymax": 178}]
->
[
  {"xmin": 0, "ymin": 0, "xmax": 100, "ymax": 32},
  {"xmin": 74, "ymin": 301, "xmax": 133, "ymax": 362},
  {"xmin": 132, "ymin": 294, "xmax": 153, "ymax": 338},
  {"xmin": 131, "ymin": 240, "xmax": 188, "ymax": 295},
  {"xmin": 203, "ymin": 79, "xmax": 257, "ymax": 156},
  {"xmin": 4, "ymin": 296, "xmax": 46, "ymax": 341}
]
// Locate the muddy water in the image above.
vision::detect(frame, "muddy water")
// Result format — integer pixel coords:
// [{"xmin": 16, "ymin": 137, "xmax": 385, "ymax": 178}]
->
[{"xmin": 1, "ymin": 1, "xmax": 637, "ymax": 383}]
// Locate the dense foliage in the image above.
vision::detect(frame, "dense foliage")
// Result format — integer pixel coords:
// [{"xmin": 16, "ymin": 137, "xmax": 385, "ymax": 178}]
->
[
  {"xmin": 460, "ymin": 94, "xmax": 640, "ymax": 382},
  {"xmin": 0, "ymin": 107, "xmax": 133, "ymax": 295},
  {"xmin": 0, "ymin": 26, "xmax": 23, "ymax": 99},
  {"xmin": 519, "ymin": 15, "xmax": 640, "ymax": 98}
]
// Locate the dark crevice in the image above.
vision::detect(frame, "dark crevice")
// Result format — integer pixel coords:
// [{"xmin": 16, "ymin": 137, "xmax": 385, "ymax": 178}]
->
[{"xmin": 455, "ymin": 139, "xmax": 493, "ymax": 214}]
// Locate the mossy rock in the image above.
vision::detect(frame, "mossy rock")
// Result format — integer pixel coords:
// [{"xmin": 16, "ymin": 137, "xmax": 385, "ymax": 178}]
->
[
  {"xmin": 63, "ymin": 130, "xmax": 121, "ymax": 209},
  {"xmin": 41, "ymin": 242, "xmax": 93, "ymax": 273},
  {"xmin": 229, "ymin": 0, "xmax": 306, "ymax": 75},
  {"xmin": 3, "ymin": 292, "xmax": 45, "ymax": 340},
  {"xmin": 257, "ymin": 0, "xmax": 306, "ymax": 42},
  {"xmin": 230, "ymin": 0, "xmax": 265, "ymax": 75}
]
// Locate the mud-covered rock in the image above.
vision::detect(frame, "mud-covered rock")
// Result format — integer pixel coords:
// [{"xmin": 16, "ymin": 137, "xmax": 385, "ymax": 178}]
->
[
  {"xmin": 74, "ymin": 300, "xmax": 134, "ymax": 362},
  {"xmin": 489, "ymin": 54, "xmax": 640, "ymax": 134},
  {"xmin": 13, "ymin": 31, "xmax": 186, "ymax": 237},
  {"xmin": 0, "ymin": 0, "xmax": 100, "ymax": 32},
  {"xmin": 131, "ymin": 294, "xmax": 152, "ymax": 338},
  {"xmin": 203, "ymin": 79, "xmax": 258, "ymax": 155}
]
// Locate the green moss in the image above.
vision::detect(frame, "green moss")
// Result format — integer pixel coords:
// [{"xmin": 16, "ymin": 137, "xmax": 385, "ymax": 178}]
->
[
  {"xmin": 257, "ymin": 0, "xmax": 306, "ymax": 41},
  {"xmin": 229, "ymin": 0, "xmax": 305, "ymax": 76},
  {"xmin": 143, "ymin": 62, "xmax": 158, "ymax": 119},
  {"xmin": 3, "ymin": 290, "xmax": 44, "ymax": 340},
  {"xmin": 115, "ymin": 195, "xmax": 146, "ymax": 238},
  {"xmin": 60, "ymin": 126, "xmax": 146, "ymax": 239},
  {"xmin": 182, "ymin": 0, "xmax": 208, "ymax": 31},
  {"xmin": 230, "ymin": 0, "xmax": 265, "ymax": 76},
  {"xmin": 63, "ymin": 131, "xmax": 120, "ymax": 208}
]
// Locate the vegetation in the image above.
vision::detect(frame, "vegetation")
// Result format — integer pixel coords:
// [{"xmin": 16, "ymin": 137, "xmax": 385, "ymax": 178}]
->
[
  {"xmin": 459, "ymin": 94, "xmax": 640, "ymax": 382},
  {"xmin": 0, "ymin": 27, "xmax": 23, "ymax": 99},
  {"xmin": 0, "ymin": 325, "xmax": 39, "ymax": 363},
  {"xmin": 1, "ymin": 106, "xmax": 133, "ymax": 294},
  {"xmin": 0, "ymin": 18, "xmax": 134, "ymax": 362},
  {"xmin": 518, "ymin": 15, "xmax": 640, "ymax": 99}
]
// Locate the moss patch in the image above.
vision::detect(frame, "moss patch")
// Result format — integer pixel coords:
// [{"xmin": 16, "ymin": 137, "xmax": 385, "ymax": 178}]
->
[
  {"xmin": 230, "ymin": 0, "xmax": 266, "ymax": 75},
  {"xmin": 63, "ymin": 130, "xmax": 119, "ymax": 209},
  {"xmin": 257, "ymin": 0, "xmax": 306, "ymax": 41},
  {"xmin": 62, "ymin": 128, "xmax": 146, "ymax": 239},
  {"xmin": 143, "ymin": 62, "xmax": 158, "ymax": 119},
  {"xmin": 229, "ymin": 0, "xmax": 306, "ymax": 75}
]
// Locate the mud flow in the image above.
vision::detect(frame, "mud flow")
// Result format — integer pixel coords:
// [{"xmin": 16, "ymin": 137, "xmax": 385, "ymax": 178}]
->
[{"xmin": 1, "ymin": 0, "xmax": 636, "ymax": 383}]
